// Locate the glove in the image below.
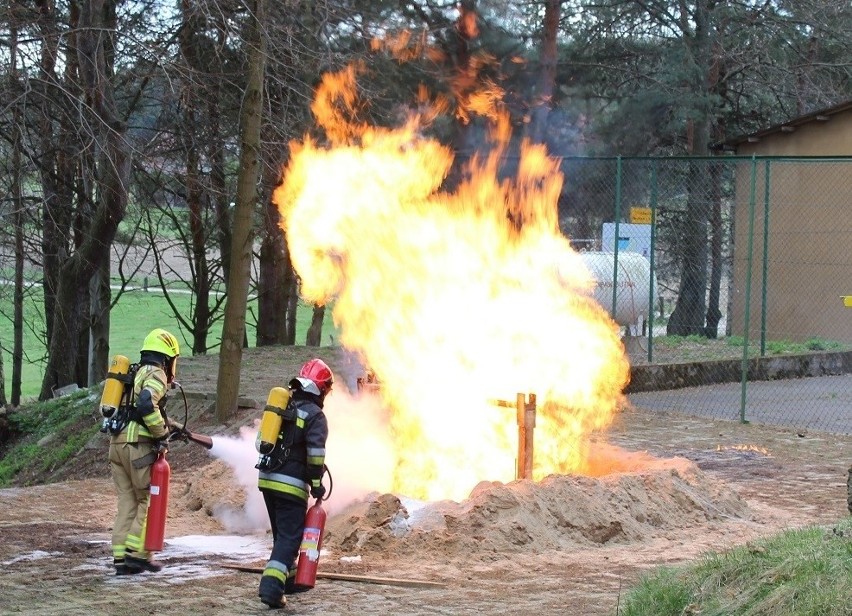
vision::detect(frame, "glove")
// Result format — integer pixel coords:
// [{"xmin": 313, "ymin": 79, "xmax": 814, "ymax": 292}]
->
[
  {"xmin": 310, "ymin": 484, "xmax": 326, "ymax": 500},
  {"xmin": 168, "ymin": 424, "xmax": 186, "ymax": 440}
]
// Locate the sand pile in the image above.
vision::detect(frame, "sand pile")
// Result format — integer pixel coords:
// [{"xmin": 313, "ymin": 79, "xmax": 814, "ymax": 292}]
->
[
  {"xmin": 174, "ymin": 460, "xmax": 247, "ymax": 517},
  {"xmin": 323, "ymin": 456, "xmax": 748, "ymax": 557},
  {"xmin": 172, "ymin": 454, "xmax": 750, "ymax": 560}
]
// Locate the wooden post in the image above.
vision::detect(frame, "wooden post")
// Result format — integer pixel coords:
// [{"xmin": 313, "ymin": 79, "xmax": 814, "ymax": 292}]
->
[
  {"xmin": 523, "ymin": 393, "xmax": 536, "ymax": 480},
  {"xmin": 515, "ymin": 393, "xmax": 537, "ymax": 480},
  {"xmin": 516, "ymin": 393, "xmax": 526, "ymax": 479},
  {"xmin": 357, "ymin": 370, "xmax": 380, "ymax": 394},
  {"xmin": 491, "ymin": 394, "xmax": 536, "ymax": 481}
]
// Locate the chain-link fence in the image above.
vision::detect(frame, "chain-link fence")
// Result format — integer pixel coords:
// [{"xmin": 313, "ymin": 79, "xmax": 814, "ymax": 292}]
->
[{"xmin": 558, "ymin": 156, "xmax": 852, "ymax": 434}]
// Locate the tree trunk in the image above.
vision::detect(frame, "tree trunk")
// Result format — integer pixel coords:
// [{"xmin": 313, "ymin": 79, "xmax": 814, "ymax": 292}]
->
[
  {"xmin": 180, "ymin": 0, "xmax": 211, "ymax": 355},
  {"xmin": 215, "ymin": 0, "xmax": 267, "ymax": 421},
  {"xmin": 39, "ymin": 0, "xmax": 131, "ymax": 400},
  {"xmin": 285, "ymin": 274, "xmax": 299, "ymax": 345},
  {"xmin": 10, "ymin": 16, "xmax": 24, "ymax": 406},
  {"xmin": 11, "ymin": 151, "xmax": 24, "ymax": 404},
  {"xmin": 257, "ymin": 167, "xmax": 290, "ymax": 346},
  {"xmin": 666, "ymin": 136, "xmax": 711, "ymax": 337},
  {"xmin": 704, "ymin": 162, "xmax": 723, "ymax": 338},
  {"xmin": 0, "ymin": 343, "xmax": 6, "ymax": 408},
  {"xmin": 528, "ymin": 0, "xmax": 559, "ymax": 144},
  {"xmin": 35, "ymin": 0, "xmax": 68, "ymax": 346},
  {"xmin": 666, "ymin": 1, "xmax": 712, "ymax": 337},
  {"xmin": 306, "ymin": 304, "xmax": 325, "ymax": 347},
  {"xmin": 75, "ymin": 295, "xmax": 90, "ymax": 387},
  {"xmin": 447, "ymin": 0, "xmax": 478, "ymax": 181},
  {"xmin": 185, "ymin": 111, "xmax": 211, "ymax": 355},
  {"xmin": 209, "ymin": 97, "xmax": 232, "ymax": 285},
  {"xmin": 89, "ymin": 258, "xmax": 111, "ymax": 385}
]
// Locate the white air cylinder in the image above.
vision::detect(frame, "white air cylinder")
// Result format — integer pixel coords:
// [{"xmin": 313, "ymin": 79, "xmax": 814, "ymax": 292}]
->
[{"xmin": 578, "ymin": 251, "xmax": 657, "ymax": 327}]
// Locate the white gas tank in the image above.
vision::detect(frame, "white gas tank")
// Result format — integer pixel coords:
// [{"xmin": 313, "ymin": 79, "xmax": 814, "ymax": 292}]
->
[{"xmin": 578, "ymin": 251, "xmax": 657, "ymax": 327}]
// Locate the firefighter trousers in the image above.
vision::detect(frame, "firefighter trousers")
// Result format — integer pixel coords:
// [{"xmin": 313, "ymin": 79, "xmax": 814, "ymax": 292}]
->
[
  {"xmin": 109, "ymin": 441, "xmax": 156, "ymax": 562},
  {"xmin": 259, "ymin": 491, "xmax": 308, "ymax": 599}
]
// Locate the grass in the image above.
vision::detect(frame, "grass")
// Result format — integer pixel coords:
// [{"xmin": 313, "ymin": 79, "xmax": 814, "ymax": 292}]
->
[
  {"xmin": 648, "ymin": 334, "xmax": 850, "ymax": 363},
  {"xmin": 0, "ymin": 388, "xmax": 101, "ymax": 486},
  {"xmin": 1, "ymin": 286, "xmax": 338, "ymax": 402},
  {"xmin": 619, "ymin": 518, "xmax": 852, "ymax": 616}
]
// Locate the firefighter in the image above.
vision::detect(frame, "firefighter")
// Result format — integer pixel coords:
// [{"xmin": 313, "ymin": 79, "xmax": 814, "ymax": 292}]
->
[
  {"xmin": 257, "ymin": 358, "xmax": 332, "ymax": 609},
  {"xmin": 109, "ymin": 328, "xmax": 181, "ymax": 575}
]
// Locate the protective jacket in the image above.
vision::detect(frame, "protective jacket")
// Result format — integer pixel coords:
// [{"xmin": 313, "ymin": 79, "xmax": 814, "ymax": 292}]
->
[{"xmin": 257, "ymin": 386, "xmax": 328, "ymax": 504}]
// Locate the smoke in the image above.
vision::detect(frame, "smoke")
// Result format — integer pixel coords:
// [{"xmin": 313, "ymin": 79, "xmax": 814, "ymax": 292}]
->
[
  {"xmin": 206, "ymin": 384, "xmax": 396, "ymax": 530},
  {"xmin": 208, "ymin": 426, "xmax": 269, "ymax": 532},
  {"xmin": 323, "ymin": 387, "xmax": 397, "ymax": 515}
]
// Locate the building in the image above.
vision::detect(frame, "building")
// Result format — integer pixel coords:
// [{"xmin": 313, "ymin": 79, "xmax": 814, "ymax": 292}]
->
[{"xmin": 714, "ymin": 101, "xmax": 852, "ymax": 344}]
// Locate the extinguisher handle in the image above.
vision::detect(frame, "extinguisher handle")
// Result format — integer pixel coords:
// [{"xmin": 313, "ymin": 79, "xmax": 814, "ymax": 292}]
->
[{"xmin": 316, "ymin": 464, "xmax": 332, "ymax": 502}]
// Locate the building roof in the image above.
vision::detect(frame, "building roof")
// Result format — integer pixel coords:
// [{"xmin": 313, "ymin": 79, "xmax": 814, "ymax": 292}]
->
[{"xmin": 711, "ymin": 99, "xmax": 852, "ymax": 151}]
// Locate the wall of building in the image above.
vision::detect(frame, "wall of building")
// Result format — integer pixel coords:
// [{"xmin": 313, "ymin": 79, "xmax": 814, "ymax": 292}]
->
[{"xmin": 729, "ymin": 109, "xmax": 852, "ymax": 344}]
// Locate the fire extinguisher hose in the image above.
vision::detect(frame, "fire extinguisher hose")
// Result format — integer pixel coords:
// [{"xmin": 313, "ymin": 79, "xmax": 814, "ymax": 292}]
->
[
  {"xmin": 163, "ymin": 382, "xmax": 213, "ymax": 450},
  {"xmin": 319, "ymin": 464, "xmax": 333, "ymax": 501}
]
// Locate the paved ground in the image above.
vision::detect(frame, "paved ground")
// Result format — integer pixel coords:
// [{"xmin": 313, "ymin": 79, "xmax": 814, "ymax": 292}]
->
[{"xmin": 629, "ymin": 373, "xmax": 852, "ymax": 435}]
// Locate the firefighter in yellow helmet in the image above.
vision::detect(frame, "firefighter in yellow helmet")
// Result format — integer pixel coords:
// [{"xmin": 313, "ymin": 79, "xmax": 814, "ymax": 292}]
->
[{"xmin": 109, "ymin": 328, "xmax": 181, "ymax": 575}]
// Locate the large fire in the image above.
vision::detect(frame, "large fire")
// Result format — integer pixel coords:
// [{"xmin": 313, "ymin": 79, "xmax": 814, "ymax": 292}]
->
[{"xmin": 273, "ymin": 31, "xmax": 630, "ymax": 502}]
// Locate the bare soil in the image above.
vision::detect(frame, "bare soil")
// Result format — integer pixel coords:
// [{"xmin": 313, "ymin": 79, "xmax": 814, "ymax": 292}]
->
[{"xmin": 1, "ymin": 346, "xmax": 851, "ymax": 615}]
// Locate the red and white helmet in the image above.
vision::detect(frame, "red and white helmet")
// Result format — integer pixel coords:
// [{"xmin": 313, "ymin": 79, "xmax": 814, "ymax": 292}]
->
[{"xmin": 295, "ymin": 358, "xmax": 334, "ymax": 396}]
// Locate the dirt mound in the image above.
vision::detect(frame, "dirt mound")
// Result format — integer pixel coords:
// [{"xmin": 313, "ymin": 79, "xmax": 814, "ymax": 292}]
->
[
  {"xmin": 164, "ymin": 346, "xmax": 752, "ymax": 562},
  {"xmin": 324, "ymin": 457, "xmax": 747, "ymax": 559},
  {"xmin": 172, "ymin": 451, "xmax": 749, "ymax": 563},
  {"xmin": 174, "ymin": 460, "xmax": 247, "ymax": 518}
]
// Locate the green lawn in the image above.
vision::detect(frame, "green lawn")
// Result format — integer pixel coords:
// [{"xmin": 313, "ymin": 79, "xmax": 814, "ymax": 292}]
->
[
  {"xmin": 1, "ymin": 287, "xmax": 337, "ymax": 402},
  {"xmin": 620, "ymin": 518, "xmax": 852, "ymax": 616}
]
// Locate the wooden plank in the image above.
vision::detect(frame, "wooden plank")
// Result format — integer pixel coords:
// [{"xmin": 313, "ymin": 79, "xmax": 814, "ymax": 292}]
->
[{"xmin": 218, "ymin": 563, "xmax": 446, "ymax": 588}]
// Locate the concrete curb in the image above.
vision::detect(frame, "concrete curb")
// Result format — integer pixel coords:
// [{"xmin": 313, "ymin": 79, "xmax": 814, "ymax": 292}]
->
[{"xmin": 627, "ymin": 350, "xmax": 852, "ymax": 393}]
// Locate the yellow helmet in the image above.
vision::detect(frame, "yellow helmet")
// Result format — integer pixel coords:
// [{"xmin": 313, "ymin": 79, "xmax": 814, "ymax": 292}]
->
[{"xmin": 141, "ymin": 328, "xmax": 180, "ymax": 358}]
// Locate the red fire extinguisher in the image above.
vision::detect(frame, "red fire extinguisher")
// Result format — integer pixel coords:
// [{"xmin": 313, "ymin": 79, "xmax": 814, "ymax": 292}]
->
[
  {"xmin": 144, "ymin": 450, "xmax": 171, "ymax": 552},
  {"xmin": 293, "ymin": 499, "xmax": 326, "ymax": 590},
  {"xmin": 294, "ymin": 467, "xmax": 331, "ymax": 590}
]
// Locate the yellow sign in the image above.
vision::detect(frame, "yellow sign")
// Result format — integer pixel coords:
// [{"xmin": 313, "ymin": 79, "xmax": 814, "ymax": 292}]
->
[{"xmin": 630, "ymin": 207, "xmax": 652, "ymax": 224}]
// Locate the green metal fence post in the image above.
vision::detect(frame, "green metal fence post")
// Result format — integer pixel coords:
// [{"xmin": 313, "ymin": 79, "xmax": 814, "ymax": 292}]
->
[
  {"xmin": 759, "ymin": 160, "xmax": 771, "ymax": 356},
  {"xmin": 648, "ymin": 160, "xmax": 658, "ymax": 363},
  {"xmin": 612, "ymin": 156, "xmax": 623, "ymax": 319},
  {"xmin": 740, "ymin": 156, "xmax": 759, "ymax": 424}
]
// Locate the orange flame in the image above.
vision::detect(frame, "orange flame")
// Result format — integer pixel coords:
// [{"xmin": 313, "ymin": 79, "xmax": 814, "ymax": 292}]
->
[
  {"xmin": 457, "ymin": 5, "xmax": 479, "ymax": 39},
  {"xmin": 275, "ymin": 56, "xmax": 629, "ymax": 502}
]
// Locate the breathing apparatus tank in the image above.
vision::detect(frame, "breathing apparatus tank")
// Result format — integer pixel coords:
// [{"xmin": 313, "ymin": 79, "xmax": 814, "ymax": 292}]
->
[
  {"xmin": 100, "ymin": 355, "xmax": 131, "ymax": 419},
  {"xmin": 256, "ymin": 387, "xmax": 292, "ymax": 454}
]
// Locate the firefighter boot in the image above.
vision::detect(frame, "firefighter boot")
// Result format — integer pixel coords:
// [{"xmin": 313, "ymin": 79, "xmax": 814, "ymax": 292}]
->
[
  {"xmin": 114, "ymin": 558, "xmax": 142, "ymax": 576},
  {"xmin": 284, "ymin": 571, "xmax": 309, "ymax": 595},
  {"xmin": 259, "ymin": 575, "xmax": 287, "ymax": 609},
  {"xmin": 125, "ymin": 553, "xmax": 164, "ymax": 573}
]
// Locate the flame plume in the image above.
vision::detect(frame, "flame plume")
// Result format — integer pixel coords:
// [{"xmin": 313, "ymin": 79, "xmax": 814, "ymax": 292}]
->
[{"xmin": 274, "ymin": 52, "xmax": 629, "ymax": 502}]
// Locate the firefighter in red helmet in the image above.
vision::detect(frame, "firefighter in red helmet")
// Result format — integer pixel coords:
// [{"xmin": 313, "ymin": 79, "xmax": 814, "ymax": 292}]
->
[
  {"xmin": 109, "ymin": 328, "xmax": 182, "ymax": 575},
  {"xmin": 257, "ymin": 358, "xmax": 332, "ymax": 608}
]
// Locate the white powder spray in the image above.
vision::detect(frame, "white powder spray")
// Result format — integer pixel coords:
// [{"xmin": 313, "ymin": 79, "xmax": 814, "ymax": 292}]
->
[{"xmin": 204, "ymin": 383, "xmax": 398, "ymax": 532}]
